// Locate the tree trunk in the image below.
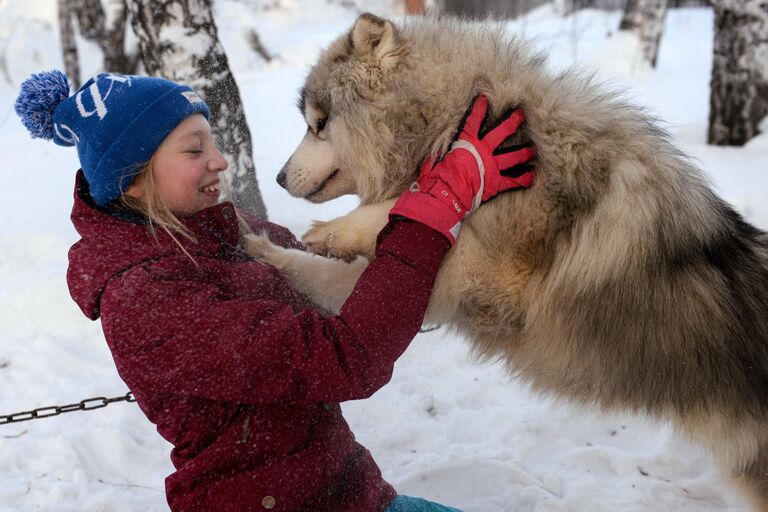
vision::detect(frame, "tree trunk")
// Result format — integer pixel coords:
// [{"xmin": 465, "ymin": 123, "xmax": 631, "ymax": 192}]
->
[
  {"xmin": 619, "ymin": 0, "xmax": 668, "ymax": 68},
  {"xmin": 101, "ymin": 0, "xmax": 135, "ymax": 73},
  {"xmin": 128, "ymin": 0, "xmax": 268, "ymax": 218},
  {"xmin": 58, "ymin": 0, "xmax": 81, "ymax": 88},
  {"xmin": 71, "ymin": 0, "xmax": 138, "ymax": 74},
  {"xmin": 437, "ymin": 0, "xmax": 549, "ymax": 19},
  {"xmin": 708, "ymin": 0, "xmax": 768, "ymax": 146},
  {"xmin": 60, "ymin": 0, "xmax": 137, "ymax": 88}
]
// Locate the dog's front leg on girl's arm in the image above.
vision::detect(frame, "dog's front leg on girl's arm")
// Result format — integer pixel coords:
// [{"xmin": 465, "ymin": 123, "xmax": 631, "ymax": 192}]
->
[
  {"xmin": 244, "ymin": 233, "xmax": 369, "ymax": 314},
  {"xmin": 302, "ymin": 199, "xmax": 396, "ymax": 261}
]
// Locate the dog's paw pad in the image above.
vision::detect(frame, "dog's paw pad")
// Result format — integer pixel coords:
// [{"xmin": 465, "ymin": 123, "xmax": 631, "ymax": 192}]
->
[
  {"xmin": 302, "ymin": 221, "xmax": 335, "ymax": 255},
  {"xmin": 325, "ymin": 244, "xmax": 359, "ymax": 263}
]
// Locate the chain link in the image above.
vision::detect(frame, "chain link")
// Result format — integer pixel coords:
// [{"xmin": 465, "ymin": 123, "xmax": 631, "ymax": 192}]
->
[{"xmin": 0, "ymin": 392, "xmax": 136, "ymax": 426}]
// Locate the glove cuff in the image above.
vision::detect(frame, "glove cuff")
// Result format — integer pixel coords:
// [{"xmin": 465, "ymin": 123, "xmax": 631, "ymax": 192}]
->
[{"xmin": 390, "ymin": 190, "xmax": 462, "ymax": 245}]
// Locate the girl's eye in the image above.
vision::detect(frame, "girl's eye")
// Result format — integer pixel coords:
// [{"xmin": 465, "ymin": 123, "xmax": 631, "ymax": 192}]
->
[
  {"xmin": 316, "ymin": 117, "xmax": 327, "ymax": 132},
  {"xmin": 186, "ymin": 149, "xmax": 203, "ymax": 154}
]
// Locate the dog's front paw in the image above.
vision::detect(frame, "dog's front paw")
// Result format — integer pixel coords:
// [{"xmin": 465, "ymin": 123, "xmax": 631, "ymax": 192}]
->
[
  {"xmin": 301, "ymin": 220, "xmax": 332, "ymax": 256},
  {"xmin": 243, "ymin": 232, "xmax": 280, "ymax": 262},
  {"xmin": 302, "ymin": 203, "xmax": 391, "ymax": 261},
  {"xmin": 302, "ymin": 220, "xmax": 349, "ymax": 261},
  {"xmin": 302, "ymin": 219, "xmax": 373, "ymax": 262}
]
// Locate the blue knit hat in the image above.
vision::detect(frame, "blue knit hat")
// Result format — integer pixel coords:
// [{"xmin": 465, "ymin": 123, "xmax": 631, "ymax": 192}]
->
[{"xmin": 15, "ymin": 70, "xmax": 210, "ymax": 205}]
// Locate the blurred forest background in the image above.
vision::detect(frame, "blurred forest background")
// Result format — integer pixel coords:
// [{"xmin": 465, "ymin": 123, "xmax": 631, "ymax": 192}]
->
[{"xmin": 3, "ymin": 0, "xmax": 762, "ymax": 211}]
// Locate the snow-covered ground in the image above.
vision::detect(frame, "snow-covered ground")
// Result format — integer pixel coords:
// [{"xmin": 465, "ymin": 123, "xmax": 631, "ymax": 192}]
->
[{"xmin": 1, "ymin": 1, "xmax": 766, "ymax": 511}]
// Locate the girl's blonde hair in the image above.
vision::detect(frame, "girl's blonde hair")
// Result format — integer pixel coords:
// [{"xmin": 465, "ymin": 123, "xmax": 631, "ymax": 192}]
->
[
  {"xmin": 116, "ymin": 157, "xmax": 198, "ymax": 259},
  {"xmin": 114, "ymin": 158, "xmax": 253, "ymax": 262}
]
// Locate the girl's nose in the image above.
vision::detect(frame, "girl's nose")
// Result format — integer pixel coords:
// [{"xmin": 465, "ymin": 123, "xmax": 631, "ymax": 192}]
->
[{"xmin": 210, "ymin": 147, "xmax": 229, "ymax": 173}]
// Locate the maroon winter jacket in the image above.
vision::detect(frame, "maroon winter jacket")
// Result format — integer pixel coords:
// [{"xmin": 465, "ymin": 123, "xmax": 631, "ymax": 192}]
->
[{"xmin": 66, "ymin": 171, "xmax": 449, "ymax": 512}]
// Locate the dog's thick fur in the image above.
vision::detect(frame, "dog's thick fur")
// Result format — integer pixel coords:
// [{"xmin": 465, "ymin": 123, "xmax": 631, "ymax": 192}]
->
[{"xmin": 247, "ymin": 13, "xmax": 768, "ymax": 508}]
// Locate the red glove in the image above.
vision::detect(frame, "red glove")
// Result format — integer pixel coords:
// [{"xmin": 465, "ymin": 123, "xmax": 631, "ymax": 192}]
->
[{"xmin": 390, "ymin": 95, "xmax": 536, "ymax": 244}]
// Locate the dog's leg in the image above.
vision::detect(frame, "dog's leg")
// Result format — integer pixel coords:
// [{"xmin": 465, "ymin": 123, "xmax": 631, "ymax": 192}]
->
[
  {"xmin": 733, "ymin": 444, "xmax": 768, "ymax": 512},
  {"xmin": 244, "ymin": 233, "xmax": 368, "ymax": 314},
  {"xmin": 302, "ymin": 199, "xmax": 395, "ymax": 261}
]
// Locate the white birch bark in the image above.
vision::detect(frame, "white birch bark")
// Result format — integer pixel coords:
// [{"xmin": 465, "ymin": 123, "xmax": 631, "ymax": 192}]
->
[
  {"xmin": 58, "ymin": 0, "xmax": 81, "ymax": 88},
  {"xmin": 438, "ymin": 0, "xmax": 549, "ymax": 19},
  {"xmin": 71, "ymin": 0, "xmax": 137, "ymax": 74},
  {"xmin": 708, "ymin": 0, "xmax": 768, "ymax": 146},
  {"xmin": 128, "ymin": 0, "xmax": 267, "ymax": 218},
  {"xmin": 619, "ymin": 0, "xmax": 668, "ymax": 68}
]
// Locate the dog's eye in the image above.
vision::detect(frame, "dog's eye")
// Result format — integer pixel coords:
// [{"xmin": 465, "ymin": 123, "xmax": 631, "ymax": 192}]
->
[{"xmin": 316, "ymin": 117, "xmax": 327, "ymax": 133}]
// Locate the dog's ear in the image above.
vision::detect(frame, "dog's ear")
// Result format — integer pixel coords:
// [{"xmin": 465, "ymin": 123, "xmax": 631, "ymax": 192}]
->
[{"xmin": 350, "ymin": 13, "xmax": 404, "ymax": 70}]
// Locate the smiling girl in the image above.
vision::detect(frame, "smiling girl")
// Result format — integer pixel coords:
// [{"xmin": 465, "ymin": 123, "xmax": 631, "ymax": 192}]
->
[{"xmin": 15, "ymin": 70, "xmax": 534, "ymax": 512}]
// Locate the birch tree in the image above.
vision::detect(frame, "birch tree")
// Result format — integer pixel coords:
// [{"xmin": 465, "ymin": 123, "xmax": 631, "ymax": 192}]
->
[
  {"xmin": 58, "ymin": 0, "xmax": 81, "ymax": 88},
  {"xmin": 128, "ymin": 0, "xmax": 268, "ymax": 218},
  {"xmin": 58, "ymin": 0, "xmax": 137, "ymax": 89},
  {"xmin": 619, "ymin": 0, "xmax": 668, "ymax": 68},
  {"xmin": 73, "ymin": 0, "xmax": 137, "ymax": 75},
  {"xmin": 437, "ymin": 0, "xmax": 549, "ymax": 19},
  {"xmin": 708, "ymin": 0, "xmax": 768, "ymax": 146}
]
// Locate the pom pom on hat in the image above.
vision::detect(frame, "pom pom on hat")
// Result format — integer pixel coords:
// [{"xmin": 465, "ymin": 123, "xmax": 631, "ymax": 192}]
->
[{"xmin": 15, "ymin": 70, "xmax": 71, "ymax": 141}]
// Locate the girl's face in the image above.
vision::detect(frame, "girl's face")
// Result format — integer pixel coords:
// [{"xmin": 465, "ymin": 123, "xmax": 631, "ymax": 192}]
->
[{"xmin": 127, "ymin": 114, "xmax": 228, "ymax": 216}]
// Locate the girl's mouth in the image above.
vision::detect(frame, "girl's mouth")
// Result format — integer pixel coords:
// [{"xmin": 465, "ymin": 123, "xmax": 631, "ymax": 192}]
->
[{"xmin": 200, "ymin": 182, "xmax": 220, "ymax": 196}]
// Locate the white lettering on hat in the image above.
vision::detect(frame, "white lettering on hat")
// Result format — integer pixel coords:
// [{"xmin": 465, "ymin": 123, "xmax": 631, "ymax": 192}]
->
[
  {"xmin": 75, "ymin": 74, "xmax": 131, "ymax": 120},
  {"xmin": 181, "ymin": 91, "xmax": 204, "ymax": 104},
  {"xmin": 54, "ymin": 122, "xmax": 79, "ymax": 144}
]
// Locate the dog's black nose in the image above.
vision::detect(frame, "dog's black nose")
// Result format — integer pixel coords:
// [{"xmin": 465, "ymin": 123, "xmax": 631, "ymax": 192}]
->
[{"xmin": 276, "ymin": 171, "xmax": 287, "ymax": 189}]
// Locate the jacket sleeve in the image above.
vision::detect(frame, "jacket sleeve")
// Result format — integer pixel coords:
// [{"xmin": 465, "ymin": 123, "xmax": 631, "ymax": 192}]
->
[{"xmin": 102, "ymin": 219, "xmax": 449, "ymax": 405}]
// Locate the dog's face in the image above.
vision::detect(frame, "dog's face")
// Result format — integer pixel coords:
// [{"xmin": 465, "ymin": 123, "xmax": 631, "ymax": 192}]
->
[
  {"xmin": 276, "ymin": 98, "xmax": 355, "ymax": 203},
  {"xmin": 277, "ymin": 13, "xmax": 549, "ymax": 207},
  {"xmin": 277, "ymin": 13, "xmax": 418, "ymax": 204}
]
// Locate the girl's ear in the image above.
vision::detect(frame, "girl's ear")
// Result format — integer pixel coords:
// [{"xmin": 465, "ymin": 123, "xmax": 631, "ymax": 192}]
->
[{"xmin": 124, "ymin": 180, "xmax": 145, "ymax": 200}]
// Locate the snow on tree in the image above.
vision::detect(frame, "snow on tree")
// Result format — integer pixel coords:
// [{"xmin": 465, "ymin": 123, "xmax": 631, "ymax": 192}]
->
[
  {"xmin": 58, "ymin": 0, "xmax": 138, "ymax": 88},
  {"xmin": 437, "ymin": 0, "xmax": 550, "ymax": 19},
  {"xmin": 708, "ymin": 0, "xmax": 768, "ymax": 146},
  {"xmin": 128, "ymin": 0, "xmax": 268, "ymax": 218},
  {"xmin": 58, "ymin": 0, "xmax": 81, "ymax": 88},
  {"xmin": 619, "ymin": 0, "xmax": 668, "ymax": 68}
]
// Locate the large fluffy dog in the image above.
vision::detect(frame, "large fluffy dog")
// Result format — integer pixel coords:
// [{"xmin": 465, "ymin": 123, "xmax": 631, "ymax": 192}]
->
[{"xmin": 246, "ymin": 13, "xmax": 768, "ymax": 509}]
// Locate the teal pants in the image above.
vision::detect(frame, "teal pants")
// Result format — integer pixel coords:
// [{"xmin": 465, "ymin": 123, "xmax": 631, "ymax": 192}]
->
[{"xmin": 385, "ymin": 495, "xmax": 462, "ymax": 512}]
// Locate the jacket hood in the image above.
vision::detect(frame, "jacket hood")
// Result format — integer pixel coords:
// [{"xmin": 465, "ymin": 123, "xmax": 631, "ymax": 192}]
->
[{"xmin": 67, "ymin": 170, "xmax": 241, "ymax": 320}]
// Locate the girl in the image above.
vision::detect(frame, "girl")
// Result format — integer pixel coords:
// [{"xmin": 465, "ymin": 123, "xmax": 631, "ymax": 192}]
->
[{"xmin": 16, "ymin": 70, "xmax": 534, "ymax": 512}]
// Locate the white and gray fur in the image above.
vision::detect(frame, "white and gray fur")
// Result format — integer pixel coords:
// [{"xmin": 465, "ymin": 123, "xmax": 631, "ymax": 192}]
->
[{"xmin": 247, "ymin": 13, "xmax": 768, "ymax": 509}]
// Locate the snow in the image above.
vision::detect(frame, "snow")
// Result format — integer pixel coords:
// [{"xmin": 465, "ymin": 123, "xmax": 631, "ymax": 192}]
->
[{"xmin": 1, "ymin": 1, "xmax": 766, "ymax": 511}]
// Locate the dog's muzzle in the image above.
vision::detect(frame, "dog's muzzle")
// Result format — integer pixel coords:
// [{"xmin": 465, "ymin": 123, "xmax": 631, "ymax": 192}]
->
[{"xmin": 276, "ymin": 170, "xmax": 287, "ymax": 189}]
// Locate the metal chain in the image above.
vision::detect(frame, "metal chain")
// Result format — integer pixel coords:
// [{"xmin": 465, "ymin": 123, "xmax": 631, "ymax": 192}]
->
[
  {"xmin": 0, "ymin": 392, "xmax": 136, "ymax": 426},
  {"xmin": 2, "ymin": 331, "xmax": 443, "ymax": 426}
]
